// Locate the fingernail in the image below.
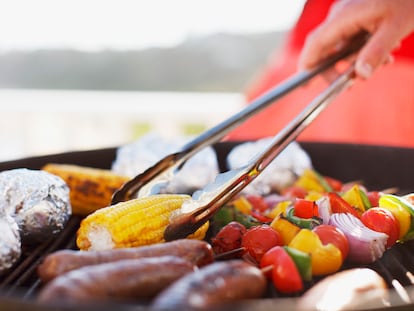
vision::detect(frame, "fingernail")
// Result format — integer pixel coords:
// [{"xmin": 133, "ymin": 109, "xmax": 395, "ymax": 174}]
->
[{"xmin": 355, "ymin": 60, "xmax": 373, "ymax": 79}]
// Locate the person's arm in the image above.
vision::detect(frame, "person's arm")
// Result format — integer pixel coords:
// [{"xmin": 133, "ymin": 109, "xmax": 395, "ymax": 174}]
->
[{"xmin": 298, "ymin": 0, "xmax": 414, "ymax": 79}]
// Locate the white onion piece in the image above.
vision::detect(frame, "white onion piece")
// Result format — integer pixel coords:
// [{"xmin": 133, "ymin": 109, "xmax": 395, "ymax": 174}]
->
[
  {"xmin": 316, "ymin": 196, "xmax": 332, "ymax": 224},
  {"xmin": 329, "ymin": 213, "xmax": 388, "ymax": 264}
]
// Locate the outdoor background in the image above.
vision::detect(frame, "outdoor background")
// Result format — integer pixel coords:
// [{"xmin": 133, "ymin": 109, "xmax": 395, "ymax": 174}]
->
[{"xmin": 0, "ymin": 0, "xmax": 305, "ymax": 161}]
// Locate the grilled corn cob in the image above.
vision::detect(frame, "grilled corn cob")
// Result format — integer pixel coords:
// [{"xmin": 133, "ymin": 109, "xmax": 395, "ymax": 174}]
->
[
  {"xmin": 76, "ymin": 194, "xmax": 209, "ymax": 250},
  {"xmin": 42, "ymin": 163, "xmax": 130, "ymax": 216}
]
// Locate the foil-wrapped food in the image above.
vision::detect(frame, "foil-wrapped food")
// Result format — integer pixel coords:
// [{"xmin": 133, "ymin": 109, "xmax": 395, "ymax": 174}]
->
[
  {"xmin": 0, "ymin": 168, "xmax": 71, "ymax": 274},
  {"xmin": 111, "ymin": 134, "xmax": 312, "ymax": 197},
  {"xmin": 111, "ymin": 133, "xmax": 219, "ymax": 194},
  {"xmin": 226, "ymin": 139, "xmax": 312, "ymax": 195},
  {"xmin": 0, "ymin": 208, "xmax": 21, "ymax": 274}
]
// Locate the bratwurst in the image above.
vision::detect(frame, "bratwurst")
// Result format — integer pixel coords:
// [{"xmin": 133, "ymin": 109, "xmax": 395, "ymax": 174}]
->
[
  {"xmin": 37, "ymin": 256, "xmax": 196, "ymax": 304},
  {"xmin": 37, "ymin": 239, "xmax": 213, "ymax": 283},
  {"xmin": 151, "ymin": 259, "xmax": 267, "ymax": 310}
]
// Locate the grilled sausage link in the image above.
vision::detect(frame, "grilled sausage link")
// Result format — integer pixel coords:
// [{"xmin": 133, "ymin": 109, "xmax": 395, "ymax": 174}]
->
[
  {"xmin": 37, "ymin": 256, "xmax": 196, "ymax": 304},
  {"xmin": 151, "ymin": 260, "xmax": 267, "ymax": 310},
  {"xmin": 37, "ymin": 239, "xmax": 213, "ymax": 283}
]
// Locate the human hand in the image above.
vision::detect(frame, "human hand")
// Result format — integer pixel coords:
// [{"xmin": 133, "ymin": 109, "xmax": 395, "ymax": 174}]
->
[{"xmin": 298, "ymin": 0, "xmax": 414, "ymax": 79}]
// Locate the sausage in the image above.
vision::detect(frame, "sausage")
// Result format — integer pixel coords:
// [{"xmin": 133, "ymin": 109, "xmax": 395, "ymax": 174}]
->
[
  {"xmin": 151, "ymin": 259, "xmax": 267, "ymax": 310},
  {"xmin": 37, "ymin": 256, "xmax": 196, "ymax": 305},
  {"xmin": 37, "ymin": 239, "xmax": 213, "ymax": 283}
]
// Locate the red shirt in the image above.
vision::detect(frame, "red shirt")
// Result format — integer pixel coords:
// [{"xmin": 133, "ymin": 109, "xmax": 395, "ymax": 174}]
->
[{"xmin": 227, "ymin": 0, "xmax": 414, "ymax": 147}]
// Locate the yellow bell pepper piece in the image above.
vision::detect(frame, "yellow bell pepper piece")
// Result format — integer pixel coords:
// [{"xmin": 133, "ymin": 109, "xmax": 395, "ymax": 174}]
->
[
  {"xmin": 341, "ymin": 184, "xmax": 368, "ymax": 215},
  {"xmin": 379, "ymin": 194, "xmax": 411, "ymax": 239},
  {"xmin": 305, "ymin": 190, "xmax": 323, "ymax": 202},
  {"xmin": 270, "ymin": 216, "xmax": 301, "ymax": 245},
  {"xmin": 267, "ymin": 201, "xmax": 291, "ymax": 219},
  {"xmin": 232, "ymin": 196, "xmax": 253, "ymax": 215},
  {"xmin": 294, "ymin": 169, "xmax": 326, "ymax": 193},
  {"xmin": 288, "ymin": 229, "xmax": 342, "ymax": 276}
]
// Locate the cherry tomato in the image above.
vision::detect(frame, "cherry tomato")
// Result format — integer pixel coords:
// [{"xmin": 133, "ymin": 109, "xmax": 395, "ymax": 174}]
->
[
  {"xmin": 211, "ymin": 221, "xmax": 246, "ymax": 259},
  {"xmin": 293, "ymin": 199, "xmax": 319, "ymax": 218},
  {"xmin": 241, "ymin": 224, "xmax": 282, "ymax": 263},
  {"xmin": 281, "ymin": 186, "xmax": 307, "ymax": 199},
  {"xmin": 328, "ymin": 192, "xmax": 360, "ymax": 218},
  {"xmin": 361, "ymin": 207, "xmax": 400, "ymax": 248},
  {"xmin": 313, "ymin": 224, "xmax": 349, "ymax": 260},
  {"xmin": 260, "ymin": 246, "xmax": 303, "ymax": 293},
  {"xmin": 367, "ymin": 191, "xmax": 381, "ymax": 207},
  {"xmin": 324, "ymin": 176, "xmax": 343, "ymax": 192},
  {"xmin": 245, "ymin": 194, "xmax": 268, "ymax": 212}
]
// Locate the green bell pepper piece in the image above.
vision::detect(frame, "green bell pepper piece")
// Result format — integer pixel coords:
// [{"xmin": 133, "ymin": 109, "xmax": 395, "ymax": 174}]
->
[
  {"xmin": 284, "ymin": 246, "xmax": 312, "ymax": 281},
  {"xmin": 286, "ymin": 207, "xmax": 322, "ymax": 229}
]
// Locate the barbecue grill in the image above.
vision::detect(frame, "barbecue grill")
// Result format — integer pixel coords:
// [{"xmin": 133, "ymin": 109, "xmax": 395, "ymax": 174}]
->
[{"xmin": 1, "ymin": 142, "xmax": 414, "ymax": 311}]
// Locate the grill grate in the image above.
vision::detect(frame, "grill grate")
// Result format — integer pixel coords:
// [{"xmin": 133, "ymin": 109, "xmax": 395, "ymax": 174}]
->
[
  {"xmin": 1, "ymin": 142, "xmax": 414, "ymax": 310},
  {"xmin": 0, "ymin": 216, "xmax": 81, "ymax": 300},
  {"xmin": 1, "ymin": 216, "xmax": 414, "ymax": 309}
]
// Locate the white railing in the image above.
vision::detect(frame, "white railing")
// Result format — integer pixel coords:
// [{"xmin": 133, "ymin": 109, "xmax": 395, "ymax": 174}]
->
[{"xmin": 0, "ymin": 89, "xmax": 244, "ymax": 161}]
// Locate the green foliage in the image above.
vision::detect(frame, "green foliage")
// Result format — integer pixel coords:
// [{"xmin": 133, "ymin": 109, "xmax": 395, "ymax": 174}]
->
[{"xmin": 0, "ymin": 32, "xmax": 285, "ymax": 92}]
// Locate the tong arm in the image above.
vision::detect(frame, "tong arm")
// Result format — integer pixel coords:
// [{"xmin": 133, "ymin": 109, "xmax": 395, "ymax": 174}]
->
[
  {"xmin": 164, "ymin": 65, "xmax": 356, "ymax": 241},
  {"xmin": 111, "ymin": 33, "xmax": 367, "ymax": 204}
]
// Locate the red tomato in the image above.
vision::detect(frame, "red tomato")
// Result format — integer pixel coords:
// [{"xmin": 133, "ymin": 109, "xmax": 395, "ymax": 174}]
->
[
  {"xmin": 281, "ymin": 186, "xmax": 307, "ymax": 199},
  {"xmin": 211, "ymin": 221, "xmax": 247, "ymax": 259},
  {"xmin": 367, "ymin": 191, "xmax": 381, "ymax": 207},
  {"xmin": 260, "ymin": 246, "xmax": 303, "ymax": 293},
  {"xmin": 361, "ymin": 207, "xmax": 400, "ymax": 248},
  {"xmin": 241, "ymin": 224, "xmax": 282, "ymax": 263},
  {"xmin": 293, "ymin": 199, "xmax": 319, "ymax": 218},
  {"xmin": 245, "ymin": 194, "xmax": 268, "ymax": 212},
  {"xmin": 324, "ymin": 176, "xmax": 343, "ymax": 192},
  {"xmin": 250, "ymin": 210, "xmax": 273, "ymax": 223},
  {"xmin": 313, "ymin": 224, "xmax": 349, "ymax": 260},
  {"xmin": 328, "ymin": 192, "xmax": 360, "ymax": 218}
]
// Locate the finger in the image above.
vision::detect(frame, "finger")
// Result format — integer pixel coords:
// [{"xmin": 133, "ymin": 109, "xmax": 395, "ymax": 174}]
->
[
  {"xmin": 355, "ymin": 23, "xmax": 401, "ymax": 79},
  {"xmin": 318, "ymin": 54, "xmax": 354, "ymax": 82},
  {"xmin": 298, "ymin": 1, "xmax": 364, "ymax": 70},
  {"xmin": 384, "ymin": 54, "xmax": 394, "ymax": 65},
  {"xmin": 322, "ymin": 67, "xmax": 341, "ymax": 84}
]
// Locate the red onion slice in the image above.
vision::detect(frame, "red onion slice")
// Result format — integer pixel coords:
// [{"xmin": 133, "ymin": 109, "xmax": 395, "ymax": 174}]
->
[{"xmin": 329, "ymin": 213, "xmax": 388, "ymax": 264}]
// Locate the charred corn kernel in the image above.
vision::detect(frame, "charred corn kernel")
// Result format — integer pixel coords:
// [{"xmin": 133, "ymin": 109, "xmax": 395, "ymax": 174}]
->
[
  {"xmin": 76, "ymin": 194, "xmax": 209, "ymax": 250},
  {"xmin": 232, "ymin": 196, "xmax": 253, "ymax": 214},
  {"xmin": 42, "ymin": 163, "xmax": 130, "ymax": 216}
]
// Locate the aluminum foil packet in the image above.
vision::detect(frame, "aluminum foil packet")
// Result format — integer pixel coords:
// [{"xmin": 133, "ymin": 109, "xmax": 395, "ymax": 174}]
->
[
  {"xmin": 0, "ymin": 168, "xmax": 72, "ymax": 244},
  {"xmin": 227, "ymin": 139, "xmax": 313, "ymax": 195},
  {"xmin": 111, "ymin": 133, "xmax": 220, "ymax": 194},
  {"xmin": 0, "ymin": 208, "xmax": 21, "ymax": 274}
]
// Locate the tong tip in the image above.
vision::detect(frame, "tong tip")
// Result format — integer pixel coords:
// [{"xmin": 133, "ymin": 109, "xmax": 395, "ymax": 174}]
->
[{"xmin": 164, "ymin": 213, "xmax": 204, "ymax": 241}]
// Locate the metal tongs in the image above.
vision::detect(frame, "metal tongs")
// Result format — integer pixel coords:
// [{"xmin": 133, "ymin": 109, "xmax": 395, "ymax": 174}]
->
[{"xmin": 112, "ymin": 33, "xmax": 368, "ymax": 241}]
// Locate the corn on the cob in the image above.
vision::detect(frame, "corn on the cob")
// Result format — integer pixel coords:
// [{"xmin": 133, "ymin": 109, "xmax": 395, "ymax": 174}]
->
[
  {"xmin": 76, "ymin": 194, "xmax": 209, "ymax": 250},
  {"xmin": 42, "ymin": 163, "xmax": 130, "ymax": 216}
]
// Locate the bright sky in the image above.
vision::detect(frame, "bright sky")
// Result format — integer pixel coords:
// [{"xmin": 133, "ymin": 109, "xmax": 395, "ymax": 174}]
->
[{"xmin": 0, "ymin": 0, "xmax": 306, "ymax": 51}]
